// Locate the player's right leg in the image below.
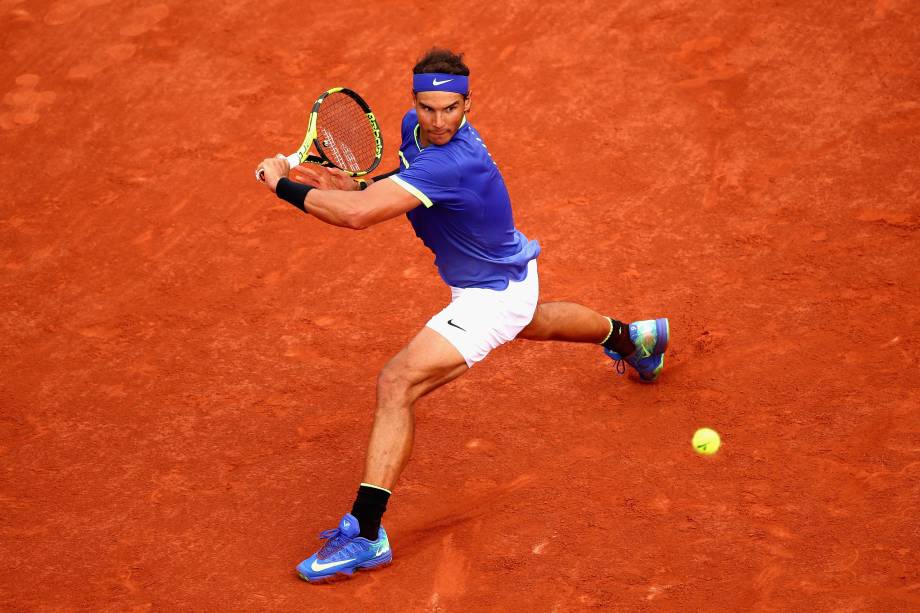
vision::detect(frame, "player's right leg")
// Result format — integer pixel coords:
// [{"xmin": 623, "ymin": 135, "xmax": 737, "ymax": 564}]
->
[
  {"xmin": 603, "ymin": 318, "xmax": 669, "ymax": 382},
  {"xmin": 518, "ymin": 302, "xmax": 669, "ymax": 382}
]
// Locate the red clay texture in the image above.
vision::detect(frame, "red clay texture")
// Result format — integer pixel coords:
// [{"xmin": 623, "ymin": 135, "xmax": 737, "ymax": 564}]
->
[{"xmin": 2, "ymin": 1, "xmax": 919, "ymax": 611}]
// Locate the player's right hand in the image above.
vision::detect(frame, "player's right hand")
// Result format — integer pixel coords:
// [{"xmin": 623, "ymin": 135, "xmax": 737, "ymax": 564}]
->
[{"xmin": 293, "ymin": 165, "xmax": 361, "ymax": 191}]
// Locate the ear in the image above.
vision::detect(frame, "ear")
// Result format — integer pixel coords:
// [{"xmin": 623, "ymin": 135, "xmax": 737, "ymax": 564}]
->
[{"xmin": 464, "ymin": 91, "xmax": 472, "ymax": 113}]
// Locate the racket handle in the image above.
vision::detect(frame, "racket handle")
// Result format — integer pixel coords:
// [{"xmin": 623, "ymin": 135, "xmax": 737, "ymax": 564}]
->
[{"xmin": 255, "ymin": 152, "xmax": 302, "ymax": 182}]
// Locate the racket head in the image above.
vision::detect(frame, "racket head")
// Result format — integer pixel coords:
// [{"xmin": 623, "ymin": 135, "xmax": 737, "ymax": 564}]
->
[{"xmin": 308, "ymin": 87, "xmax": 383, "ymax": 177}]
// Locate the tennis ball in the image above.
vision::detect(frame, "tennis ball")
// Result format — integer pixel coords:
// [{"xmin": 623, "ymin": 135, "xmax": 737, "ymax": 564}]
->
[{"xmin": 692, "ymin": 428, "xmax": 721, "ymax": 455}]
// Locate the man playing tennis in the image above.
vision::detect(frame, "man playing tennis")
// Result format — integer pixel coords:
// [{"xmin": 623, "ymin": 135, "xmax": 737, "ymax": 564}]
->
[{"xmin": 255, "ymin": 48, "xmax": 668, "ymax": 583}]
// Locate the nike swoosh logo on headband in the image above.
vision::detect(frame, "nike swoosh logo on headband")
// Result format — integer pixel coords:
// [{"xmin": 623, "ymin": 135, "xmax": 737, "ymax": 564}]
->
[{"xmin": 432, "ymin": 78, "xmax": 454, "ymax": 86}]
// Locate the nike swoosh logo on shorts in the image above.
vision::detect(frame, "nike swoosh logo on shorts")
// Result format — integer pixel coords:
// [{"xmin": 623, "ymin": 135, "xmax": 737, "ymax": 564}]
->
[
  {"xmin": 432, "ymin": 78, "xmax": 453, "ymax": 86},
  {"xmin": 310, "ymin": 557, "xmax": 356, "ymax": 572},
  {"xmin": 447, "ymin": 319, "xmax": 466, "ymax": 331}
]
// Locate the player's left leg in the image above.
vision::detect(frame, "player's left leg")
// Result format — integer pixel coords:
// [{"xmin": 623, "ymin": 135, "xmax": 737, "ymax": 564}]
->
[
  {"xmin": 518, "ymin": 301, "xmax": 669, "ymax": 382},
  {"xmin": 296, "ymin": 327, "xmax": 469, "ymax": 583},
  {"xmin": 363, "ymin": 327, "xmax": 470, "ymax": 491},
  {"xmin": 296, "ymin": 262, "xmax": 543, "ymax": 583}
]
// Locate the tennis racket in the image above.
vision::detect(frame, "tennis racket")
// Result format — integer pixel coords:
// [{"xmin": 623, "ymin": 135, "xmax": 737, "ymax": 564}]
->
[{"xmin": 256, "ymin": 87, "xmax": 383, "ymax": 181}]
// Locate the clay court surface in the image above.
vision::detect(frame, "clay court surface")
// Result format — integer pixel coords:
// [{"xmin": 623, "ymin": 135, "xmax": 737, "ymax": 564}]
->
[{"xmin": 2, "ymin": 0, "xmax": 919, "ymax": 610}]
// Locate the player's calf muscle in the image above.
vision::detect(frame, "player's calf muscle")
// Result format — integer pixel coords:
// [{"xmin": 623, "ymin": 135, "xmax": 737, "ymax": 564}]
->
[{"xmin": 518, "ymin": 302, "xmax": 608, "ymax": 343}]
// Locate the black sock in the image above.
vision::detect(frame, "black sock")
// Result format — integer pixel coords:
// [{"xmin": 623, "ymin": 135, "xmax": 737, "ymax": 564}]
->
[
  {"xmin": 350, "ymin": 484, "xmax": 390, "ymax": 540},
  {"xmin": 600, "ymin": 317, "xmax": 635, "ymax": 356}
]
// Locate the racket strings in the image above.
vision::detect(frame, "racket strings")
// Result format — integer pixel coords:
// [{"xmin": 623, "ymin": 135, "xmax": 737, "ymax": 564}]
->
[{"xmin": 317, "ymin": 94, "xmax": 378, "ymax": 173}]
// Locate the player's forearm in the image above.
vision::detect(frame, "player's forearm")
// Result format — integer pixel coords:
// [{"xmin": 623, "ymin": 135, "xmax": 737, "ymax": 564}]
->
[{"xmin": 274, "ymin": 178, "xmax": 365, "ymax": 229}]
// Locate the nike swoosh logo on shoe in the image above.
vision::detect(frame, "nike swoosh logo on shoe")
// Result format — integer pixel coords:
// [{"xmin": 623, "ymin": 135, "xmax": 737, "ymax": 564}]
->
[
  {"xmin": 310, "ymin": 557, "xmax": 356, "ymax": 572},
  {"xmin": 375, "ymin": 545, "xmax": 390, "ymax": 558}
]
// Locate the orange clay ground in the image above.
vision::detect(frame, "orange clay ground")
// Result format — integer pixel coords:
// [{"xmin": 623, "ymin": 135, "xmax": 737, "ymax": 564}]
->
[{"xmin": 2, "ymin": 1, "xmax": 919, "ymax": 611}]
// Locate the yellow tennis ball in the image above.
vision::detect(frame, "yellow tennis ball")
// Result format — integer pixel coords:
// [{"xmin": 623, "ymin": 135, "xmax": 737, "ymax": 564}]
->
[{"xmin": 692, "ymin": 428, "xmax": 721, "ymax": 455}]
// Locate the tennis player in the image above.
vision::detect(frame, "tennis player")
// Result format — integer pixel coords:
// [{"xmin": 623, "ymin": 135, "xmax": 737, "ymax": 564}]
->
[{"xmin": 256, "ymin": 48, "xmax": 669, "ymax": 583}]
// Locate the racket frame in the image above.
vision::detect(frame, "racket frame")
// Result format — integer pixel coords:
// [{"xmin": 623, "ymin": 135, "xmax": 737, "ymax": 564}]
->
[{"xmin": 259, "ymin": 87, "xmax": 383, "ymax": 181}]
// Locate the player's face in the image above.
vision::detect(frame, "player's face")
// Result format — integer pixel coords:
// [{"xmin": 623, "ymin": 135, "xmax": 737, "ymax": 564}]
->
[{"xmin": 414, "ymin": 91, "xmax": 471, "ymax": 146}]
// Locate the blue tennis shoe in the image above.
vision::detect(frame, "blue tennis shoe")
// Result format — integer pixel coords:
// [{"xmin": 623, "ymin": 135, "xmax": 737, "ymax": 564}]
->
[
  {"xmin": 605, "ymin": 318, "xmax": 669, "ymax": 382},
  {"xmin": 296, "ymin": 513, "xmax": 392, "ymax": 583}
]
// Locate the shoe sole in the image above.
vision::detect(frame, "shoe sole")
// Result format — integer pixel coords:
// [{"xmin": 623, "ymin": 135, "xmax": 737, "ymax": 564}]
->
[{"xmin": 298, "ymin": 552, "xmax": 393, "ymax": 583}]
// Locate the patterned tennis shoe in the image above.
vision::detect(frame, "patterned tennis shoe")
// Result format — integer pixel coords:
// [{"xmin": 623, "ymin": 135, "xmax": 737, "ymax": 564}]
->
[
  {"xmin": 296, "ymin": 513, "xmax": 392, "ymax": 583},
  {"xmin": 605, "ymin": 318, "xmax": 670, "ymax": 382}
]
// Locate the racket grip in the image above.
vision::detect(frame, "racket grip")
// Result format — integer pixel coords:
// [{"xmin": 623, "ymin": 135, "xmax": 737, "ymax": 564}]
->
[
  {"xmin": 255, "ymin": 152, "xmax": 302, "ymax": 182},
  {"xmin": 284, "ymin": 152, "xmax": 300, "ymax": 168}
]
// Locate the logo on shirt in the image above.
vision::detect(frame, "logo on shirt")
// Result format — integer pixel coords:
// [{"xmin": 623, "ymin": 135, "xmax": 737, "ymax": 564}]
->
[
  {"xmin": 447, "ymin": 319, "xmax": 466, "ymax": 332},
  {"xmin": 432, "ymin": 78, "xmax": 454, "ymax": 86}
]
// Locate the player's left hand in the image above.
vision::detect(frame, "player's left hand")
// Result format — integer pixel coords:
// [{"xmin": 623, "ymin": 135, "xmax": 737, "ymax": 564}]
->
[{"xmin": 256, "ymin": 154, "xmax": 290, "ymax": 192}]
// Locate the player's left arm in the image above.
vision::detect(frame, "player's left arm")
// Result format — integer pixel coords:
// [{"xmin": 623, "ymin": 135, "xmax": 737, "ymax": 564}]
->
[
  {"xmin": 258, "ymin": 156, "xmax": 418, "ymax": 230},
  {"xmin": 302, "ymin": 179, "xmax": 420, "ymax": 229}
]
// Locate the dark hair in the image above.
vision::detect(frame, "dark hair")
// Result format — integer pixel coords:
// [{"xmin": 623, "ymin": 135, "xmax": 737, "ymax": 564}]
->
[{"xmin": 413, "ymin": 48, "xmax": 470, "ymax": 76}]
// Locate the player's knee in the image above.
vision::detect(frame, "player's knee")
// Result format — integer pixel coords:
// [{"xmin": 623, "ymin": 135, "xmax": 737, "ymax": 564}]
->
[
  {"xmin": 518, "ymin": 305, "xmax": 548, "ymax": 340},
  {"xmin": 376, "ymin": 362, "xmax": 413, "ymax": 404}
]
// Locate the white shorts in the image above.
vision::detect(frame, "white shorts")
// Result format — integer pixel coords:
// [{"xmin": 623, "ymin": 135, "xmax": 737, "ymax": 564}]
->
[{"xmin": 426, "ymin": 259, "xmax": 539, "ymax": 367}]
